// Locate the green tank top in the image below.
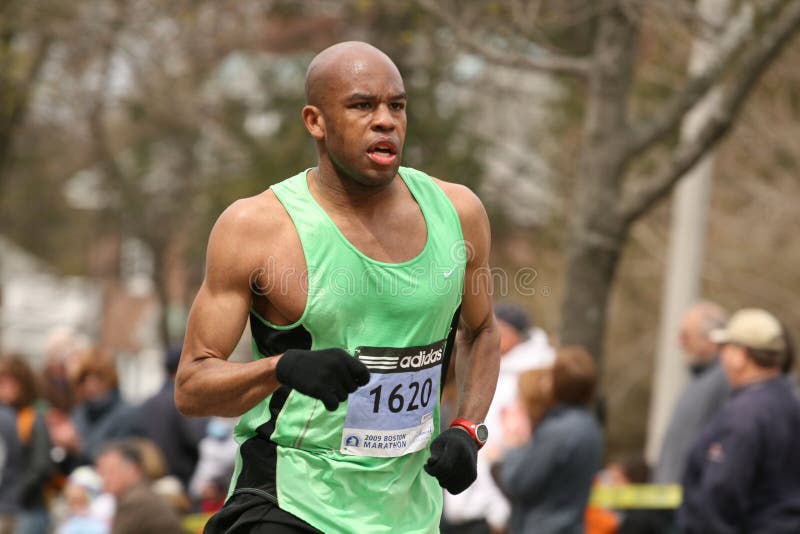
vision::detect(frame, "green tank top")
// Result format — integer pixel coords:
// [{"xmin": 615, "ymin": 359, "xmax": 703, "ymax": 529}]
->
[{"xmin": 230, "ymin": 167, "xmax": 465, "ymax": 533}]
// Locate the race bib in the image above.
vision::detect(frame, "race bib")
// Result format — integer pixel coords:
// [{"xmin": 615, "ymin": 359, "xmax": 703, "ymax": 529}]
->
[{"xmin": 340, "ymin": 340, "xmax": 444, "ymax": 457}]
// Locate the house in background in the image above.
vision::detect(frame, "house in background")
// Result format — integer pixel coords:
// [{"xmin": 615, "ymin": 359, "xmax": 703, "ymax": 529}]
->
[
  {"xmin": 0, "ymin": 235, "xmax": 100, "ymax": 365},
  {"xmin": 0, "ymin": 234, "xmax": 164, "ymax": 402}
]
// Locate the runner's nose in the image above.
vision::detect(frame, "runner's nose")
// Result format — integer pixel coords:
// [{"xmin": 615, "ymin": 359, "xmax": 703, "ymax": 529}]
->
[{"xmin": 371, "ymin": 103, "xmax": 396, "ymax": 132}]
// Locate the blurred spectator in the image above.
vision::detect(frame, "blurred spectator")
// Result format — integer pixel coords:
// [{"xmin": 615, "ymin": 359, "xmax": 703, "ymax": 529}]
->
[
  {"xmin": 584, "ymin": 494, "xmax": 618, "ymax": 534},
  {"xmin": 512, "ymin": 366, "xmax": 554, "ymax": 429},
  {"xmin": 67, "ymin": 350, "xmax": 145, "ymax": 465},
  {"xmin": 128, "ymin": 438, "xmax": 167, "ymax": 482},
  {"xmin": 679, "ymin": 308, "xmax": 800, "ymax": 533},
  {"xmin": 138, "ymin": 346, "xmax": 206, "ymax": 487},
  {"xmin": 55, "ymin": 466, "xmax": 109, "ymax": 534},
  {"xmin": 95, "ymin": 440, "xmax": 182, "ymax": 534},
  {"xmin": 41, "ymin": 327, "xmax": 87, "ymax": 414},
  {"xmin": 39, "ymin": 329, "xmax": 84, "ymax": 480},
  {"xmin": 196, "ymin": 473, "xmax": 230, "ymax": 516},
  {"xmin": 189, "ymin": 418, "xmax": 237, "ymax": 513},
  {"xmin": 608, "ymin": 454, "xmax": 650, "ymax": 486},
  {"xmin": 126, "ymin": 437, "xmax": 192, "ymax": 514},
  {"xmin": 151, "ymin": 476, "xmax": 191, "ymax": 516},
  {"xmin": 0, "ymin": 356, "xmax": 55, "ymax": 534},
  {"xmin": 494, "ymin": 367, "xmax": 554, "ymax": 458},
  {"xmin": 779, "ymin": 321, "xmax": 795, "ymax": 376},
  {"xmin": 0, "ymin": 402, "xmax": 21, "ymax": 534},
  {"xmin": 589, "ymin": 454, "xmax": 672, "ymax": 534},
  {"xmin": 492, "ymin": 346, "xmax": 603, "ymax": 534},
  {"xmin": 485, "ymin": 302, "xmax": 556, "ymax": 449},
  {"xmin": 443, "ymin": 302, "xmax": 554, "ymax": 533},
  {"xmin": 653, "ymin": 301, "xmax": 729, "ymax": 485}
]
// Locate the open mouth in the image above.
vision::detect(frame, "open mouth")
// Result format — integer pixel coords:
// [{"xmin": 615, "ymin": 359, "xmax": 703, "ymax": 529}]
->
[{"xmin": 367, "ymin": 140, "xmax": 398, "ymax": 165}]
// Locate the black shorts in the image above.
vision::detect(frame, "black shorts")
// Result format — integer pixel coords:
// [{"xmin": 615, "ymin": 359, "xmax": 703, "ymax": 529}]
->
[{"xmin": 204, "ymin": 491, "xmax": 323, "ymax": 534}]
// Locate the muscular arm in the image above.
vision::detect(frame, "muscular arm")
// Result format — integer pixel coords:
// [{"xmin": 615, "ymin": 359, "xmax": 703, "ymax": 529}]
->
[
  {"xmin": 445, "ymin": 183, "xmax": 501, "ymax": 423},
  {"xmin": 175, "ymin": 200, "xmax": 282, "ymax": 417}
]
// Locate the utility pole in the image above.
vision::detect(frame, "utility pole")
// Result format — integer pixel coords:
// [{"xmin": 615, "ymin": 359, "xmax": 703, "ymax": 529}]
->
[{"xmin": 645, "ymin": 0, "xmax": 737, "ymax": 464}]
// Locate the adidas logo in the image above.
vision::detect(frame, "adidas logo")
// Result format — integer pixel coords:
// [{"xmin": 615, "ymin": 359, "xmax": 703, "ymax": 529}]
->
[{"xmin": 399, "ymin": 348, "xmax": 443, "ymax": 369}]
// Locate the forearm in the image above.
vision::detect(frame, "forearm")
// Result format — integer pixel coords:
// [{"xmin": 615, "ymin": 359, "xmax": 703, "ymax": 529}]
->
[
  {"xmin": 455, "ymin": 322, "xmax": 500, "ymax": 421},
  {"xmin": 175, "ymin": 354, "xmax": 282, "ymax": 417}
]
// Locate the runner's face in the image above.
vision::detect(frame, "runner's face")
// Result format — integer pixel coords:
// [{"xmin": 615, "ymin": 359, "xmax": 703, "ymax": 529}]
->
[{"xmin": 320, "ymin": 60, "xmax": 406, "ymax": 186}]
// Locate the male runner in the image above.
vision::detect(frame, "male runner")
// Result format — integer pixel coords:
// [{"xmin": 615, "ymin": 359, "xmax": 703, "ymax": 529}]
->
[{"xmin": 175, "ymin": 41, "xmax": 500, "ymax": 534}]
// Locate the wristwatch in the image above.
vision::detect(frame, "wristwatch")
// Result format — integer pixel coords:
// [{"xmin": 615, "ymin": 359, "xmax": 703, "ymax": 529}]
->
[{"xmin": 450, "ymin": 418, "xmax": 489, "ymax": 449}]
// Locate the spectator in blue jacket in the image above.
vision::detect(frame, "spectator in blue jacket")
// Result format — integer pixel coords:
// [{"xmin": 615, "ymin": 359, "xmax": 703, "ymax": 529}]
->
[
  {"xmin": 679, "ymin": 308, "xmax": 800, "ymax": 534},
  {"xmin": 65, "ymin": 350, "xmax": 145, "ymax": 467}
]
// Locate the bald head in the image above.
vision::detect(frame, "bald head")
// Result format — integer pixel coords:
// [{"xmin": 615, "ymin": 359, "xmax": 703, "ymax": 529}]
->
[
  {"xmin": 305, "ymin": 41, "xmax": 403, "ymax": 108},
  {"xmin": 679, "ymin": 301, "xmax": 729, "ymax": 364}
]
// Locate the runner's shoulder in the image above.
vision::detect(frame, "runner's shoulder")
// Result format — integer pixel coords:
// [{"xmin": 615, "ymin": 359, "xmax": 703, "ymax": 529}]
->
[
  {"xmin": 212, "ymin": 189, "xmax": 291, "ymax": 246},
  {"xmin": 431, "ymin": 177, "xmax": 489, "ymax": 231},
  {"xmin": 207, "ymin": 190, "xmax": 294, "ymax": 274}
]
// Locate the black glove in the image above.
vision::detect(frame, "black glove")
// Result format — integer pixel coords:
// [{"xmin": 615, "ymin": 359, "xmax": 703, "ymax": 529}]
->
[
  {"xmin": 424, "ymin": 427, "xmax": 479, "ymax": 494},
  {"xmin": 276, "ymin": 348, "xmax": 370, "ymax": 411}
]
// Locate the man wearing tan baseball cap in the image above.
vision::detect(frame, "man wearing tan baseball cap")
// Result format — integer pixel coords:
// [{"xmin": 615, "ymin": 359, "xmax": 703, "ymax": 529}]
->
[
  {"xmin": 679, "ymin": 308, "xmax": 800, "ymax": 534},
  {"xmin": 710, "ymin": 307, "xmax": 786, "ymax": 351}
]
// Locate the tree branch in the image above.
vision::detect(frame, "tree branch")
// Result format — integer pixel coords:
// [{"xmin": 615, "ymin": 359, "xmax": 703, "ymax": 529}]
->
[
  {"xmin": 504, "ymin": 0, "xmax": 568, "ymax": 58},
  {"xmin": 620, "ymin": 0, "xmax": 800, "ymax": 226},
  {"xmin": 0, "ymin": 33, "xmax": 52, "ymax": 194},
  {"xmin": 623, "ymin": 1, "xmax": 755, "ymax": 159},
  {"xmin": 417, "ymin": 0, "xmax": 591, "ymax": 76},
  {"xmin": 87, "ymin": 0, "xmax": 134, "ymax": 208}
]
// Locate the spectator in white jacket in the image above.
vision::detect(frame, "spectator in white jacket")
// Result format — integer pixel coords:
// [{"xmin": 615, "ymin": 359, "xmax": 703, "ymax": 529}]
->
[{"xmin": 442, "ymin": 302, "xmax": 555, "ymax": 533}]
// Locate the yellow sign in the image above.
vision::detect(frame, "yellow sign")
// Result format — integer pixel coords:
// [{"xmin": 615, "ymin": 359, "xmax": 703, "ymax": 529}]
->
[{"xmin": 589, "ymin": 484, "xmax": 682, "ymax": 509}]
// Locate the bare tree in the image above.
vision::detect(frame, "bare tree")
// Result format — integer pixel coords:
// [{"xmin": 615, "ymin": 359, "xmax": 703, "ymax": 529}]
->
[
  {"xmin": 420, "ymin": 0, "xmax": 800, "ymax": 360},
  {"xmin": 72, "ymin": 0, "xmax": 256, "ymax": 346}
]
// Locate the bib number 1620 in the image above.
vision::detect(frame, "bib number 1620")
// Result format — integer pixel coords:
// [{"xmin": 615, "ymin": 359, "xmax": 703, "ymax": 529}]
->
[{"xmin": 369, "ymin": 378, "xmax": 433, "ymax": 414}]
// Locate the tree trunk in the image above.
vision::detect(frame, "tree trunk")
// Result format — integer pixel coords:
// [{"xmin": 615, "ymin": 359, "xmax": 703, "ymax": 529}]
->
[
  {"xmin": 560, "ymin": 230, "xmax": 624, "ymax": 360},
  {"xmin": 150, "ymin": 240, "xmax": 170, "ymax": 350},
  {"xmin": 558, "ymin": 3, "xmax": 639, "ymax": 361}
]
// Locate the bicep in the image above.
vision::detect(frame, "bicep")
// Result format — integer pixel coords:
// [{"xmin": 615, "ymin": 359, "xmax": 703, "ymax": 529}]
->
[
  {"xmin": 183, "ymin": 282, "xmax": 250, "ymax": 363},
  {"xmin": 181, "ymin": 208, "xmax": 257, "ymax": 367}
]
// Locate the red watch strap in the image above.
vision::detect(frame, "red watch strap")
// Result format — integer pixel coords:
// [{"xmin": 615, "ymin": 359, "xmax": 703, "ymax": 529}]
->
[{"xmin": 450, "ymin": 418, "xmax": 484, "ymax": 449}]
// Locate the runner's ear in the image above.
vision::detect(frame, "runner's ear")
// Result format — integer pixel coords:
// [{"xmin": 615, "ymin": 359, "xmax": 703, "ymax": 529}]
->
[{"xmin": 301, "ymin": 105, "xmax": 325, "ymax": 140}]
